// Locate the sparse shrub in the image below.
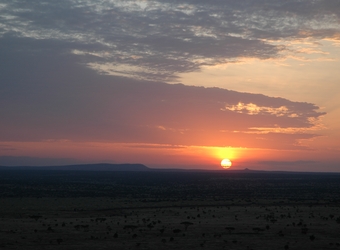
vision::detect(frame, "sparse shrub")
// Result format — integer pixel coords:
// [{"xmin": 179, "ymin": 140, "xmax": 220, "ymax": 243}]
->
[
  {"xmin": 253, "ymin": 227, "xmax": 265, "ymax": 232},
  {"xmin": 95, "ymin": 218, "xmax": 106, "ymax": 222},
  {"xmin": 181, "ymin": 221, "xmax": 193, "ymax": 230},
  {"xmin": 336, "ymin": 217, "xmax": 340, "ymax": 224},
  {"xmin": 225, "ymin": 227, "xmax": 235, "ymax": 233},
  {"xmin": 278, "ymin": 230, "xmax": 284, "ymax": 237},
  {"xmin": 124, "ymin": 225, "xmax": 138, "ymax": 230}
]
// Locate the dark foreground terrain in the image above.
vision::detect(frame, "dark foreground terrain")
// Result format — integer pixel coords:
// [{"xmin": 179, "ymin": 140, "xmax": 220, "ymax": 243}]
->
[{"xmin": 1, "ymin": 170, "xmax": 340, "ymax": 249}]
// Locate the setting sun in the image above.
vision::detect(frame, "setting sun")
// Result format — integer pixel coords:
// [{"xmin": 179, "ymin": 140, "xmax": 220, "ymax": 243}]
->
[{"xmin": 221, "ymin": 159, "xmax": 232, "ymax": 169}]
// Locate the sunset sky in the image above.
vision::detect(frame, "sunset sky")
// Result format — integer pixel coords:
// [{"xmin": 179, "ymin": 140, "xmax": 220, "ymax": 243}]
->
[{"xmin": 1, "ymin": 0, "xmax": 340, "ymax": 171}]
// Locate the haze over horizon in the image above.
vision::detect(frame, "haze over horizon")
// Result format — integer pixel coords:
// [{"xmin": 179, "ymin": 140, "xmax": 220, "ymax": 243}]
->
[{"xmin": 1, "ymin": 0, "xmax": 340, "ymax": 172}]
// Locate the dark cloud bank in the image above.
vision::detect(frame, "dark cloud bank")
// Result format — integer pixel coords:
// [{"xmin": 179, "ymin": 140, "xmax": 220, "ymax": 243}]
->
[
  {"xmin": 0, "ymin": 0, "xmax": 333, "ymax": 151},
  {"xmin": 0, "ymin": 36, "xmax": 324, "ymax": 150}
]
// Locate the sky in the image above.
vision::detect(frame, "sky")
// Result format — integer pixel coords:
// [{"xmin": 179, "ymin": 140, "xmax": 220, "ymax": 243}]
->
[{"xmin": 1, "ymin": 0, "xmax": 340, "ymax": 171}]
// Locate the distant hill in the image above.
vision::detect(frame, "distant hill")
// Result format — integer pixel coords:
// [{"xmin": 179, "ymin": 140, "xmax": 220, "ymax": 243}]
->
[{"xmin": 0, "ymin": 163, "xmax": 150, "ymax": 172}]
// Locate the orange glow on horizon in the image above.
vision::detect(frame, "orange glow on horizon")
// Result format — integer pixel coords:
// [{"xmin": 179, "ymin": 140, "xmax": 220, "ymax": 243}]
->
[{"xmin": 2, "ymin": 141, "xmax": 339, "ymax": 171}]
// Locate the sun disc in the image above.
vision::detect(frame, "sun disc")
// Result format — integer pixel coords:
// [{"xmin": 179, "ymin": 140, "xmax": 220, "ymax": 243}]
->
[{"xmin": 221, "ymin": 159, "xmax": 232, "ymax": 169}]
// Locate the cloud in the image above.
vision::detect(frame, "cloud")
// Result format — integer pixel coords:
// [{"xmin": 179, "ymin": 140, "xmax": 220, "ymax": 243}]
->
[
  {"xmin": 0, "ymin": 144, "xmax": 16, "ymax": 151},
  {"xmin": 224, "ymin": 102, "xmax": 298, "ymax": 117},
  {"xmin": 0, "ymin": 1, "xmax": 332, "ymax": 156},
  {"xmin": 124, "ymin": 143, "xmax": 186, "ymax": 149},
  {"xmin": 258, "ymin": 160, "xmax": 318, "ymax": 166},
  {"xmin": 0, "ymin": 156, "xmax": 81, "ymax": 166},
  {"xmin": 0, "ymin": 36, "xmax": 325, "ymax": 150},
  {"xmin": 1, "ymin": 0, "xmax": 339, "ymax": 81}
]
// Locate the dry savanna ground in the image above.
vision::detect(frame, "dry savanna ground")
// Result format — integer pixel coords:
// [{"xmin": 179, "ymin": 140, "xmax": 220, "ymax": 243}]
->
[{"xmin": 0, "ymin": 170, "xmax": 340, "ymax": 249}]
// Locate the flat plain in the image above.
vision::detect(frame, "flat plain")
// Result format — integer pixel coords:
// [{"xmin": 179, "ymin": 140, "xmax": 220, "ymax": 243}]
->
[{"xmin": 1, "ymin": 170, "xmax": 340, "ymax": 249}]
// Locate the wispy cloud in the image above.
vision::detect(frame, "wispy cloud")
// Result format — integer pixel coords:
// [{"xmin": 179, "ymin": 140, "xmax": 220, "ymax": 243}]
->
[{"xmin": 0, "ymin": 144, "xmax": 16, "ymax": 151}]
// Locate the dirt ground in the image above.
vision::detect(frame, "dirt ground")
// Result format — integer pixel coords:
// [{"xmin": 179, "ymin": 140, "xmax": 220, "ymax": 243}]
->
[{"xmin": 0, "ymin": 171, "xmax": 340, "ymax": 249}]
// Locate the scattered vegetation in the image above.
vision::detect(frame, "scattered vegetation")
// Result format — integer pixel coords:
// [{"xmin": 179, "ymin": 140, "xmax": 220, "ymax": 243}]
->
[{"xmin": 0, "ymin": 170, "xmax": 340, "ymax": 249}]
